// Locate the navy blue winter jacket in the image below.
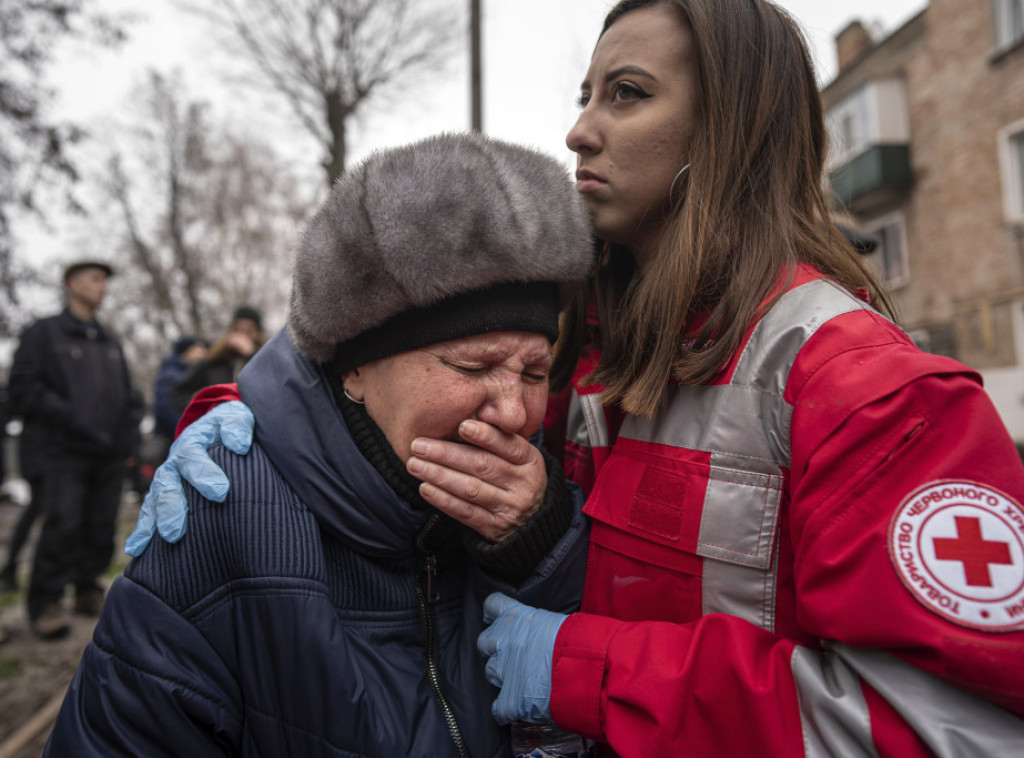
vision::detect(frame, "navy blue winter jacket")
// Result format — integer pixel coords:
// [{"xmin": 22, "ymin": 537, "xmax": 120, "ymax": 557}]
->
[
  {"xmin": 152, "ymin": 351, "xmax": 189, "ymax": 439},
  {"xmin": 45, "ymin": 330, "xmax": 588, "ymax": 757}
]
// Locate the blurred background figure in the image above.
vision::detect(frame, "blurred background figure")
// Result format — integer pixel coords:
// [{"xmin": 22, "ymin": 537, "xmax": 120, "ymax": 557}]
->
[
  {"xmin": 128, "ymin": 336, "xmax": 209, "ymax": 497},
  {"xmin": 152, "ymin": 336, "xmax": 208, "ymax": 448},
  {"xmin": 171, "ymin": 306, "xmax": 264, "ymax": 416},
  {"xmin": 7, "ymin": 261, "xmax": 141, "ymax": 639}
]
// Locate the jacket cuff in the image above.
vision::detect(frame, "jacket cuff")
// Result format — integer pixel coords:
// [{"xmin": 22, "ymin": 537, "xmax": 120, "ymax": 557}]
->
[
  {"xmin": 462, "ymin": 448, "xmax": 572, "ymax": 586},
  {"xmin": 550, "ymin": 612, "xmax": 616, "ymax": 741}
]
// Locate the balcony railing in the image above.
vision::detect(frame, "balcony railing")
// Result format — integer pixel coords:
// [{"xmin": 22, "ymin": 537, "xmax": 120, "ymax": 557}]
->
[{"xmin": 828, "ymin": 144, "xmax": 912, "ymax": 212}]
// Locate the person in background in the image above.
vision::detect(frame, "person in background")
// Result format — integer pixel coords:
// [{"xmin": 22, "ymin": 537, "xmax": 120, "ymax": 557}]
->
[
  {"xmin": 131, "ymin": 1, "xmax": 1024, "ymax": 754},
  {"xmin": 46, "ymin": 133, "xmax": 593, "ymax": 757},
  {"xmin": 8, "ymin": 260, "xmax": 140, "ymax": 638},
  {"xmin": 152, "ymin": 335, "xmax": 207, "ymax": 448},
  {"xmin": 171, "ymin": 306, "xmax": 263, "ymax": 415}
]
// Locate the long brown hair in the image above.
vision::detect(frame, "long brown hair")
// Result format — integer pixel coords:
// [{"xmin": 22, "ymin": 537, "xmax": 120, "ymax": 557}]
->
[{"xmin": 551, "ymin": 0, "xmax": 894, "ymax": 417}]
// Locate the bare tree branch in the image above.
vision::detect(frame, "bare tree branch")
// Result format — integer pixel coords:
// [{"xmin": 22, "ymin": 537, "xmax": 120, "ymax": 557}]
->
[
  {"xmin": 0, "ymin": 0, "xmax": 129, "ymax": 337},
  {"xmin": 175, "ymin": 0, "xmax": 461, "ymax": 184},
  {"xmin": 107, "ymin": 153, "xmax": 183, "ymax": 336},
  {"xmin": 76, "ymin": 72, "xmax": 315, "ymax": 394}
]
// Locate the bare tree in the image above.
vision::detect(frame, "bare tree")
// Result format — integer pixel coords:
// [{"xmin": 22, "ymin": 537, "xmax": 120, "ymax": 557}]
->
[
  {"xmin": 79, "ymin": 71, "xmax": 316, "ymax": 393},
  {"xmin": 178, "ymin": 0, "xmax": 462, "ymax": 185},
  {"xmin": 0, "ymin": 0, "xmax": 126, "ymax": 337}
]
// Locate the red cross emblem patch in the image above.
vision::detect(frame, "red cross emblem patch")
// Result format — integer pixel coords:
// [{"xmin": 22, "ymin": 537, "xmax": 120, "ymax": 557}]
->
[{"xmin": 889, "ymin": 481, "xmax": 1024, "ymax": 631}]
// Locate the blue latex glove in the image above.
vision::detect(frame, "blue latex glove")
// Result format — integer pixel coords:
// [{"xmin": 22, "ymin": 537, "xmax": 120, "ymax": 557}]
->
[
  {"xmin": 125, "ymin": 401, "xmax": 254, "ymax": 557},
  {"xmin": 477, "ymin": 592, "xmax": 568, "ymax": 725}
]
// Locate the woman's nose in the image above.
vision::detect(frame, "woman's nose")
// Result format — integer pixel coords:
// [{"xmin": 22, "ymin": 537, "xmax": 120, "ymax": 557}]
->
[
  {"xmin": 477, "ymin": 377, "xmax": 527, "ymax": 434},
  {"xmin": 566, "ymin": 108, "xmax": 600, "ymax": 155}
]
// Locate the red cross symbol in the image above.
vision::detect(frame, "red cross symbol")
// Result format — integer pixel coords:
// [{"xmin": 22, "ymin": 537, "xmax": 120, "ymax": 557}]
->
[{"xmin": 933, "ymin": 516, "xmax": 1013, "ymax": 587}]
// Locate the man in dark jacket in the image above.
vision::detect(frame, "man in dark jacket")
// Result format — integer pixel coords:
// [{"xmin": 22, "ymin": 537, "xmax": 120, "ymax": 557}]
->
[
  {"xmin": 8, "ymin": 260, "xmax": 140, "ymax": 638},
  {"xmin": 46, "ymin": 133, "xmax": 594, "ymax": 756}
]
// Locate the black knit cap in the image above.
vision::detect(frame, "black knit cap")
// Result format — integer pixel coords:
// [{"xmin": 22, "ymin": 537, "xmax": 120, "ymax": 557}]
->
[{"xmin": 332, "ymin": 281, "xmax": 559, "ymax": 373}]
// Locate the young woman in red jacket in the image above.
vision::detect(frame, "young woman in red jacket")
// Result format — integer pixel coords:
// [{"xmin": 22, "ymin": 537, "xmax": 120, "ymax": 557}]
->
[
  {"xmin": 130, "ymin": 1, "xmax": 1024, "ymax": 755},
  {"xmin": 473, "ymin": 2, "xmax": 1024, "ymax": 755}
]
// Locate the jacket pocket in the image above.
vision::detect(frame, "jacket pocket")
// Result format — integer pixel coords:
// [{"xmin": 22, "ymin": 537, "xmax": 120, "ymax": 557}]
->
[{"xmin": 582, "ymin": 441, "xmax": 784, "ymax": 628}]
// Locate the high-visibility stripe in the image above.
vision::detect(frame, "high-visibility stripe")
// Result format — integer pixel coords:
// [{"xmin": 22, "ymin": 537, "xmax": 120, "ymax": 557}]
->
[
  {"xmin": 697, "ymin": 455, "xmax": 784, "ymax": 571},
  {"xmin": 620, "ymin": 382, "xmax": 784, "ymax": 472},
  {"xmin": 567, "ymin": 391, "xmax": 609, "ymax": 449},
  {"xmin": 790, "ymin": 646, "xmax": 879, "ymax": 758},
  {"xmin": 700, "ymin": 516, "xmax": 782, "ymax": 628},
  {"xmin": 829, "ymin": 643, "xmax": 1024, "ymax": 756}
]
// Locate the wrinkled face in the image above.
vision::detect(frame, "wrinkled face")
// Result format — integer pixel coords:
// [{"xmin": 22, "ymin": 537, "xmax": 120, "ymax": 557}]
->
[
  {"xmin": 343, "ymin": 331, "xmax": 552, "ymax": 463},
  {"xmin": 65, "ymin": 268, "xmax": 109, "ymax": 310},
  {"xmin": 566, "ymin": 3, "xmax": 698, "ymax": 265}
]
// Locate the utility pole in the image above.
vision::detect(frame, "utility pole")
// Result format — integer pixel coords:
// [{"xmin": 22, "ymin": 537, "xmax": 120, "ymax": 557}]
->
[{"xmin": 470, "ymin": 0, "xmax": 482, "ymax": 132}]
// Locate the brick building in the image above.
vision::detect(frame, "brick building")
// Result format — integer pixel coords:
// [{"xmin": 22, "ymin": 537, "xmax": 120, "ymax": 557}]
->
[{"xmin": 822, "ymin": 0, "xmax": 1024, "ymax": 444}]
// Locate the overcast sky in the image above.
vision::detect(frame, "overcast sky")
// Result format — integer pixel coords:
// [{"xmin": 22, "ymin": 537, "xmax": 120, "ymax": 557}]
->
[
  {"xmin": 21, "ymin": 0, "xmax": 931, "ymax": 290},
  {"xmin": 51, "ymin": 0, "xmax": 928, "ymax": 170},
  {"xmin": 1, "ymin": 0, "xmax": 930, "ymax": 362}
]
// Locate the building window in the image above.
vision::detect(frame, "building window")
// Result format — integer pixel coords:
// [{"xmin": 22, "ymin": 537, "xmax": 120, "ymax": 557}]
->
[
  {"xmin": 1000, "ymin": 122, "xmax": 1024, "ymax": 223},
  {"xmin": 864, "ymin": 212, "xmax": 909, "ymax": 288},
  {"xmin": 825, "ymin": 79, "xmax": 910, "ymax": 170},
  {"xmin": 994, "ymin": 0, "xmax": 1024, "ymax": 50},
  {"xmin": 828, "ymin": 90, "xmax": 870, "ymax": 165}
]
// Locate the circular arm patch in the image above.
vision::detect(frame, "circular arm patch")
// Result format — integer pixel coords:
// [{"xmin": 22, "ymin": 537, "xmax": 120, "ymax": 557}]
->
[{"xmin": 888, "ymin": 480, "xmax": 1024, "ymax": 631}]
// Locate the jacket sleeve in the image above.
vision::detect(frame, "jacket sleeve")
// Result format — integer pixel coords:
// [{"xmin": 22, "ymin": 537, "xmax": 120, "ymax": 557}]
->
[
  {"xmin": 8, "ymin": 321, "xmax": 72, "ymax": 424},
  {"xmin": 153, "ymin": 361, "xmax": 184, "ymax": 437},
  {"xmin": 463, "ymin": 429, "xmax": 578, "ymax": 586},
  {"xmin": 46, "ymin": 576, "xmax": 242, "ymax": 756},
  {"xmin": 170, "ymin": 360, "xmax": 209, "ymax": 417},
  {"xmin": 472, "ymin": 470, "xmax": 589, "ymax": 616},
  {"xmin": 550, "ymin": 322, "xmax": 1024, "ymax": 757}
]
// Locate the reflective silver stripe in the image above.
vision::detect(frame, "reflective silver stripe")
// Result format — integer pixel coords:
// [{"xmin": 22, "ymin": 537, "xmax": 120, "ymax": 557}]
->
[
  {"xmin": 621, "ymin": 279, "xmax": 871, "ymax": 467},
  {"xmin": 830, "ymin": 643, "xmax": 1024, "ymax": 756},
  {"xmin": 790, "ymin": 646, "xmax": 879, "ymax": 758},
  {"xmin": 567, "ymin": 390, "xmax": 609, "ymax": 449},
  {"xmin": 700, "ymin": 503, "xmax": 781, "ymax": 628},
  {"xmin": 620, "ymin": 279, "xmax": 875, "ymax": 632},
  {"xmin": 565, "ymin": 391, "xmax": 590, "ymax": 447},
  {"xmin": 620, "ymin": 383, "xmax": 783, "ymax": 473},
  {"xmin": 698, "ymin": 454, "xmax": 783, "ymax": 570},
  {"xmin": 731, "ymin": 278, "xmax": 873, "ymax": 395}
]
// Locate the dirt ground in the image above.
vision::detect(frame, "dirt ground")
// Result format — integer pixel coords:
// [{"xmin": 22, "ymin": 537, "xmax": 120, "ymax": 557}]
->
[{"xmin": 0, "ymin": 484, "xmax": 140, "ymax": 758}]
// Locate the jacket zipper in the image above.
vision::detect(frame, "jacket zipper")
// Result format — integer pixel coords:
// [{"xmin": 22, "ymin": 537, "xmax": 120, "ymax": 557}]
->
[
  {"xmin": 883, "ymin": 421, "xmax": 925, "ymax": 463},
  {"xmin": 415, "ymin": 513, "xmax": 470, "ymax": 758}
]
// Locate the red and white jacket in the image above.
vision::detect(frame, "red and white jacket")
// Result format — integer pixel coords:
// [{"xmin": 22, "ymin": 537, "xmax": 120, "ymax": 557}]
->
[{"xmin": 547, "ymin": 267, "xmax": 1024, "ymax": 757}]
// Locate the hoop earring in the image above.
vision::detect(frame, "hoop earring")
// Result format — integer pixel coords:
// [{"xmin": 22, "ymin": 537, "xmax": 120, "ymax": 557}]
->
[
  {"xmin": 343, "ymin": 387, "xmax": 364, "ymax": 405},
  {"xmin": 669, "ymin": 163, "xmax": 690, "ymax": 205}
]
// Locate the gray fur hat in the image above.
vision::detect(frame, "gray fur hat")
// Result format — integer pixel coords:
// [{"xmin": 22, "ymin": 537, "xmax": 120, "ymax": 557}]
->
[{"xmin": 287, "ymin": 132, "xmax": 594, "ymax": 367}]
